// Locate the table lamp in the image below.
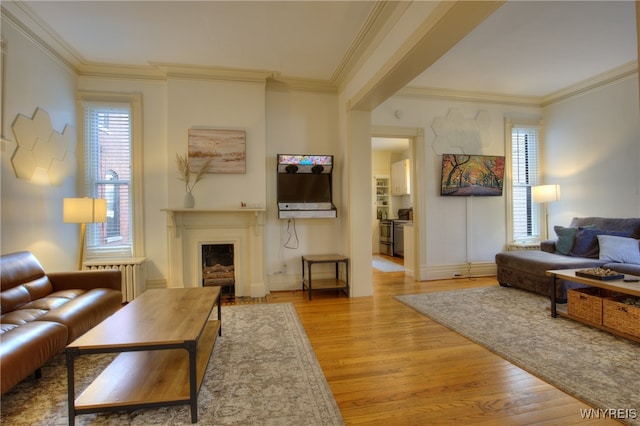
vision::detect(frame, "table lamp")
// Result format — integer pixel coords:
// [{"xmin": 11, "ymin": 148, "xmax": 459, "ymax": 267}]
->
[
  {"xmin": 532, "ymin": 184, "xmax": 560, "ymax": 240},
  {"xmin": 63, "ymin": 198, "xmax": 107, "ymax": 270}
]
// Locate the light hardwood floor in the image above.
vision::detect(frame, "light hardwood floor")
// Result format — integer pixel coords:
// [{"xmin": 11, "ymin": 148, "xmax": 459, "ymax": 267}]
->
[{"xmin": 267, "ymin": 259, "xmax": 620, "ymax": 425}]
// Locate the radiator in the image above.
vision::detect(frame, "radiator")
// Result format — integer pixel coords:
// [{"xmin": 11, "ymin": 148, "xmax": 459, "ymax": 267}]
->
[
  {"xmin": 84, "ymin": 257, "xmax": 147, "ymax": 302},
  {"xmin": 506, "ymin": 243, "xmax": 541, "ymax": 252}
]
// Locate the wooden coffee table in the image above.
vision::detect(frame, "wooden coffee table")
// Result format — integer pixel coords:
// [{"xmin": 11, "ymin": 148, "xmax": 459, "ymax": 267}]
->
[
  {"xmin": 547, "ymin": 268, "xmax": 640, "ymax": 340},
  {"xmin": 65, "ymin": 287, "xmax": 221, "ymax": 425}
]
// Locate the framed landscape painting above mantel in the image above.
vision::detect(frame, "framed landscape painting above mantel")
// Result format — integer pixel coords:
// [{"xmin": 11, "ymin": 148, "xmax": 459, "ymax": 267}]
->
[{"xmin": 188, "ymin": 128, "xmax": 246, "ymax": 174}]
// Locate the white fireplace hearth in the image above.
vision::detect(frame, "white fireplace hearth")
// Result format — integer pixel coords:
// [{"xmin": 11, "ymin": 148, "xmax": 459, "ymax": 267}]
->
[{"xmin": 162, "ymin": 208, "xmax": 267, "ymax": 297}]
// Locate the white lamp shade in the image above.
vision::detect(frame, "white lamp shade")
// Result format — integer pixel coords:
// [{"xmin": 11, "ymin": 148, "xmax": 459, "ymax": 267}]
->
[
  {"xmin": 63, "ymin": 198, "xmax": 107, "ymax": 223},
  {"xmin": 532, "ymin": 184, "xmax": 560, "ymax": 204},
  {"xmin": 93, "ymin": 199, "xmax": 107, "ymax": 222}
]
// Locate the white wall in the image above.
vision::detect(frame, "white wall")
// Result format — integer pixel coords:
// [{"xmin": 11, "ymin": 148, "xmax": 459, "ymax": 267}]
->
[
  {"xmin": 2, "ymin": 16, "xmax": 346, "ymax": 290},
  {"xmin": 75, "ymin": 76, "xmax": 268, "ymax": 287},
  {"xmin": 77, "ymin": 76, "xmax": 168, "ymax": 283},
  {"xmin": 1, "ymin": 17, "xmax": 78, "ymax": 271},
  {"xmin": 166, "ymin": 79, "xmax": 267, "ymax": 210},
  {"xmin": 1, "ymin": 0, "xmax": 509, "ymax": 297},
  {"xmin": 265, "ymin": 89, "xmax": 343, "ymax": 290},
  {"xmin": 370, "ymin": 74, "xmax": 639, "ymax": 280},
  {"xmin": 372, "ymin": 96, "xmax": 541, "ymax": 278},
  {"xmin": 2, "ymin": 6, "xmax": 638, "ymax": 292},
  {"xmin": 74, "ymin": 78, "xmax": 342, "ymax": 290},
  {"xmin": 544, "ymin": 75, "xmax": 640, "ymax": 227}
]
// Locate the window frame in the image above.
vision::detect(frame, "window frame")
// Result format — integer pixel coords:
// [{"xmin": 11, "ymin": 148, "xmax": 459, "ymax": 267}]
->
[
  {"xmin": 76, "ymin": 91, "xmax": 144, "ymax": 259},
  {"xmin": 505, "ymin": 118, "xmax": 544, "ymax": 244}
]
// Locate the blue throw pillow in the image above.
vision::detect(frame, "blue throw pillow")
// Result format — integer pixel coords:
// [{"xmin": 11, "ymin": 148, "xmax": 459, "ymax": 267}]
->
[
  {"xmin": 554, "ymin": 226, "xmax": 577, "ymax": 255},
  {"xmin": 554, "ymin": 224, "xmax": 595, "ymax": 255},
  {"xmin": 570, "ymin": 227, "xmax": 631, "ymax": 258},
  {"xmin": 597, "ymin": 235, "xmax": 640, "ymax": 264}
]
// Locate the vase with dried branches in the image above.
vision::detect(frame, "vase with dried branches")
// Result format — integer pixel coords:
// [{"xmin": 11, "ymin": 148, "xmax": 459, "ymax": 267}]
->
[{"xmin": 176, "ymin": 154, "xmax": 213, "ymax": 208}]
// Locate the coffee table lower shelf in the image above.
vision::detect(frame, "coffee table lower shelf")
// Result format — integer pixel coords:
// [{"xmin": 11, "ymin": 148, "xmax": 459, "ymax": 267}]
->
[
  {"xmin": 71, "ymin": 320, "xmax": 220, "ymax": 419},
  {"xmin": 547, "ymin": 269, "xmax": 640, "ymax": 344},
  {"xmin": 551, "ymin": 306, "xmax": 640, "ymax": 343}
]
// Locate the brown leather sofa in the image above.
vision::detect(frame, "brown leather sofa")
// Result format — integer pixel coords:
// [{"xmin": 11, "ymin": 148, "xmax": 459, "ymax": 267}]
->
[{"xmin": 0, "ymin": 251, "xmax": 122, "ymax": 394}]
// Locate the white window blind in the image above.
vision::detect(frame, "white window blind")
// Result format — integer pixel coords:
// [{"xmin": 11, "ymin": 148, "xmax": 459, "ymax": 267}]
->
[
  {"xmin": 511, "ymin": 126, "xmax": 541, "ymax": 240},
  {"xmin": 83, "ymin": 102, "xmax": 133, "ymax": 258}
]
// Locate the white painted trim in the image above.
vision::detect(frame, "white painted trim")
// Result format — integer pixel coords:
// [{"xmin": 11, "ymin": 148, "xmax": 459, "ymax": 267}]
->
[
  {"xmin": 75, "ymin": 91, "xmax": 145, "ymax": 258},
  {"xmin": 541, "ymin": 61, "xmax": 638, "ymax": 107},
  {"xmin": 420, "ymin": 262, "xmax": 496, "ymax": 281}
]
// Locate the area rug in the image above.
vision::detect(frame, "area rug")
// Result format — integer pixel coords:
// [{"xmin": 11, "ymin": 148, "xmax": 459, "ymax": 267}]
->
[
  {"xmin": 0, "ymin": 303, "xmax": 344, "ymax": 426},
  {"xmin": 396, "ymin": 286, "xmax": 640, "ymax": 426},
  {"xmin": 372, "ymin": 255, "xmax": 404, "ymax": 272}
]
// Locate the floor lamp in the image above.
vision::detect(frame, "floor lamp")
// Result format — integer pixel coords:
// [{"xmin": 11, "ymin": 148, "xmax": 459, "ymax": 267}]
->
[
  {"xmin": 63, "ymin": 198, "xmax": 107, "ymax": 270},
  {"xmin": 532, "ymin": 184, "xmax": 560, "ymax": 240}
]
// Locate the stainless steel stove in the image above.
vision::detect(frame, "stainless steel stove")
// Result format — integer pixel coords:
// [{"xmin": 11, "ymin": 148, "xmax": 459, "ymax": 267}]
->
[{"xmin": 379, "ymin": 219, "xmax": 393, "ymax": 256}]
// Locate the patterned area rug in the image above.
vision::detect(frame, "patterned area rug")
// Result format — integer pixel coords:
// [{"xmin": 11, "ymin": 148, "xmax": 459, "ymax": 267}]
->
[
  {"xmin": 1, "ymin": 303, "xmax": 343, "ymax": 426},
  {"xmin": 396, "ymin": 286, "xmax": 640, "ymax": 426}
]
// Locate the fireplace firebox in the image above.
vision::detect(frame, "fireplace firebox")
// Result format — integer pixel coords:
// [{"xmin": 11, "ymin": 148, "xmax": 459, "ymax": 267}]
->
[{"xmin": 202, "ymin": 244, "xmax": 235, "ymax": 296}]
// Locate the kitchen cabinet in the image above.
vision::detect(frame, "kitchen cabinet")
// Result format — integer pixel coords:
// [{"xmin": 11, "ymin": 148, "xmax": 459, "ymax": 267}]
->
[{"xmin": 391, "ymin": 159, "xmax": 410, "ymax": 195}]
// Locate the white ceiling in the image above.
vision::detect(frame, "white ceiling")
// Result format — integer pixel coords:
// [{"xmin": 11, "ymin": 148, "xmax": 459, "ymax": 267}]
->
[
  {"xmin": 18, "ymin": 0, "xmax": 377, "ymax": 81},
  {"xmin": 409, "ymin": 1, "xmax": 637, "ymax": 97},
  {"xmin": 10, "ymin": 1, "xmax": 639, "ymax": 98}
]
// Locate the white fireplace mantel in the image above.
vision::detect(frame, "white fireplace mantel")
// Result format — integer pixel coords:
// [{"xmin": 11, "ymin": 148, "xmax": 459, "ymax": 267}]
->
[{"xmin": 162, "ymin": 208, "xmax": 266, "ymax": 297}]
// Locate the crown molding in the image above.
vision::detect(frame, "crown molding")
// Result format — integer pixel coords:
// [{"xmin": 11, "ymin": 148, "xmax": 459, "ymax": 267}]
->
[
  {"xmin": 349, "ymin": 0, "xmax": 506, "ymax": 111},
  {"xmin": 541, "ymin": 61, "xmax": 638, "ymax": 107},
  {"xmin": 1, "ymin": 2, "xmax": 78, "ymax": 74},
  {"xmin": 75, "ymin": 63, "xmax": 167, "ymax": 81},
  {"xmin": 331, "ymin": 1, "xmax": 410, "ymax": 89},
  {"xmin": 155, "ymin": 64, "xmax": 273, "ymax": 84},
  {"xmin": 266, "ymin": 75, "xmax": 337, "ymax": 94},
  {"xmin": 396, "ymin": 86, "xmax": 541, "ymax": 107},
  {"xmin": 397, "ymin": 61, "xmax": 638, "ymax": 108},
  {"xmin": 76, "ymin": 62, "xmax": 277, "ymax": 84}
]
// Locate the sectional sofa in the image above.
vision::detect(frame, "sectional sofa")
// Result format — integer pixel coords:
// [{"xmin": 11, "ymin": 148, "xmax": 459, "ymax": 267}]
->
[
  {"xmin": 0, "ymin": 251, "xmax": 122, "ymax": 394},
  {"xmin": 495, "ymin": 217, "xmax": 640, "ymax": 301}
]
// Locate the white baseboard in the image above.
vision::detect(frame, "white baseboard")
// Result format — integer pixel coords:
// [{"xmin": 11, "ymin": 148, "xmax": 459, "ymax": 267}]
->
[
  {"xmin": 267, "ymin": 271, "xmax": 339, "ymax": 292},
  {"xmin": 150, "ymin": 263, "xmax": 496, "ymax": 294},
  {"xmin": 420, "ymin": 262, "xmax": 496, "ymax": 281},
  {"xmin": 268, "ymin": 273, "xmax": 301, "ymax": 291},
  {"xmin": 145, "ymin": 279, "xmax": 167, "ymax": 290}
]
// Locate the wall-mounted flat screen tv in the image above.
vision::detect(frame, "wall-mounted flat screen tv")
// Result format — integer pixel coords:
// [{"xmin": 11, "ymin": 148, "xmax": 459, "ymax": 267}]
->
[
  {"xmin": 276, "ymin": 154, "xmax": 336, "ymax": 218},
  {"xmin": 277, "ymin": 173, "xmax": 332, "ymax": 203},
  {"xmin": 440, "ymin": 154, "xmax": 505, "ymax": 196}
]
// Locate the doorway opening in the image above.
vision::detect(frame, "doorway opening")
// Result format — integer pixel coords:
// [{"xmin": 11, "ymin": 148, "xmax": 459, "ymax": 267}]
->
[
  {"xmin": 371, "ymin": 136, "xmax": 411, "ymax": 271},
  {"xmin": 370, "ymin": 128, "xmax": 423, "ymax": 279}
]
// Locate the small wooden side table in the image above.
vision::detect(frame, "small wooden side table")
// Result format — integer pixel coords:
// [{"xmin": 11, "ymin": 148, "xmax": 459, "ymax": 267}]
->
[{"xmin": 301, "ymin": 254, "xmax": 349, "ymax": 301}]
